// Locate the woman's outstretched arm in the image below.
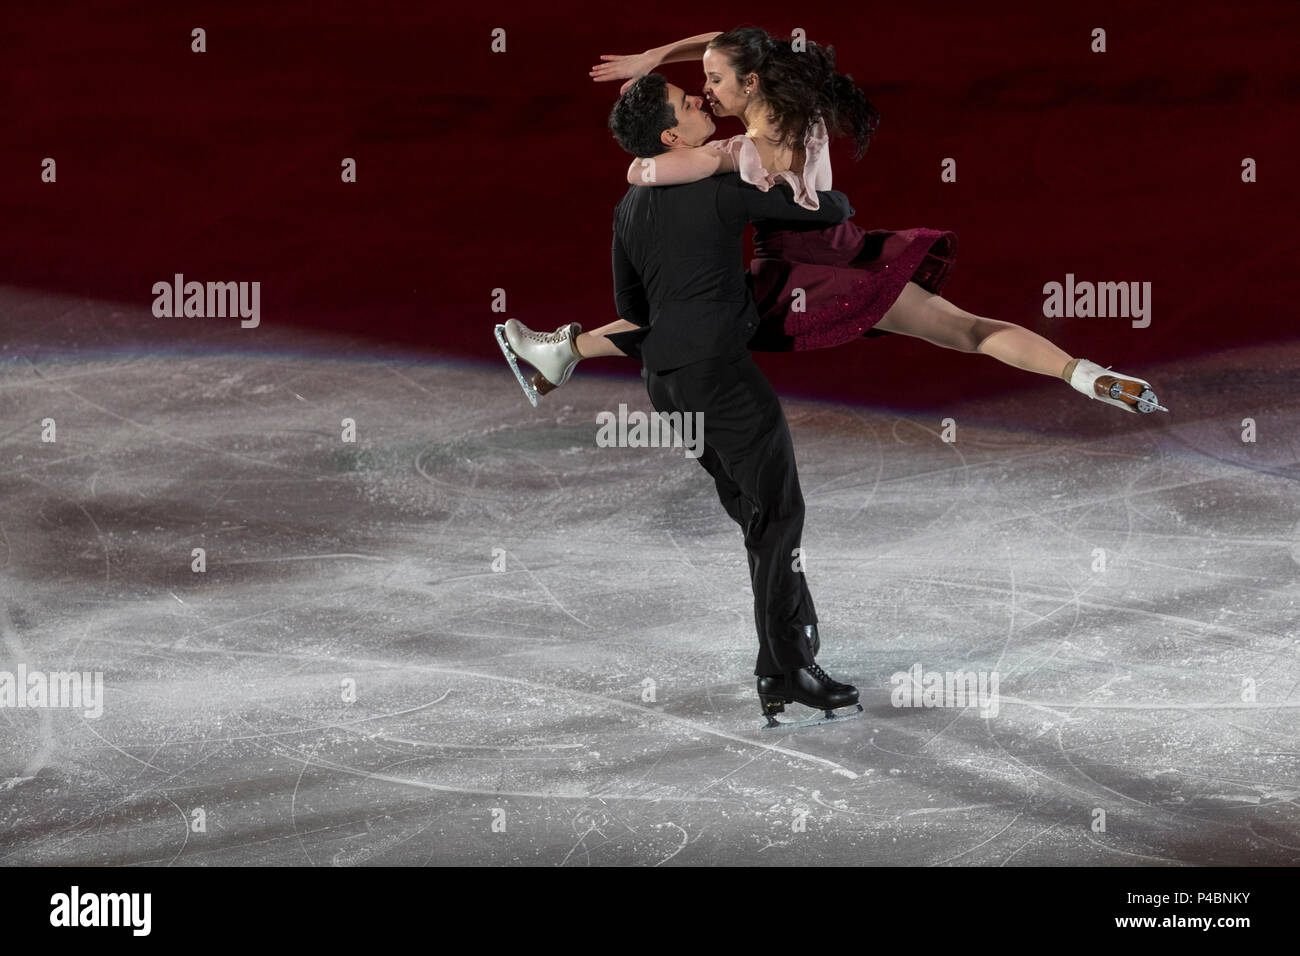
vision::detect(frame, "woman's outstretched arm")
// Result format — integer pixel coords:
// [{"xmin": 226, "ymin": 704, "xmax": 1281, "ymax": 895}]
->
[
  {"xmin": 589, "ymin": 32, "xmax": 723, "ymax": 92},
  {"xmin": 625, "ymin": 145, "xmax": 736, "ymax": 187}
]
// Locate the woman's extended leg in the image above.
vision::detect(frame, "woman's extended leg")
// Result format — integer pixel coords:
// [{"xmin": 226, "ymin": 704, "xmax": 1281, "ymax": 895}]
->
[
  {"xmin": 874, "ymin": 281, "xmax": 1071, "ymax": 376},
  {"xmin": 873, "ymin": 281, "xmax": 1163, "ymax": 412}
]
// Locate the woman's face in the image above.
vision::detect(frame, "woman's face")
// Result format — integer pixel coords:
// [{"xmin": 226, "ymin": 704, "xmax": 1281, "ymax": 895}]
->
[{"xmin": 702, "ymin": 47, "xmax": 750, "ymax": 119}]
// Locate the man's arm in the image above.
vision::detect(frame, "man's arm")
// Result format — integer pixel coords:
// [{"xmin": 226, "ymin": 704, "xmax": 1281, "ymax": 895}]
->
[
  {"xmin": 612, "ymin": 231, "xmax": 649, "ymax": 328},
  {"xmin": 607, "ymin": 230, "xmax": 652, "ymax": 361},
  {"xmin": 727, "ymin": 178, "xmax": 854, "ymax": 227}
]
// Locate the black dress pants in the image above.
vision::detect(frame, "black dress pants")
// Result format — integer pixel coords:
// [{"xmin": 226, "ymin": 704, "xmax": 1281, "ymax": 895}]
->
[{"xmin": 645, "ymin": 349, "xmax": 817, "ymax": 676}]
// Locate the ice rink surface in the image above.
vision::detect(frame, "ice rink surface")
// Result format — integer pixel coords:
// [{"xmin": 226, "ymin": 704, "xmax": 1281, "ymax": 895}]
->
[{"xmin": 2, "ymin": 290, "xmax": 1298, "ymax": 866}]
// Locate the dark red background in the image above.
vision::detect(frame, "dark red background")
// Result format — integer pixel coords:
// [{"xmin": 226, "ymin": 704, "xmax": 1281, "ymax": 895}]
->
[{"xmin": 3, "ymin": 0, "xmax": 1295, "ymax": 407}]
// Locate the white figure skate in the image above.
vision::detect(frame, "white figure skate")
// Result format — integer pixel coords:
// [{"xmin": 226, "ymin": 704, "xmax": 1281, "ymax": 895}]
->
[
  {"xmin": 493, "ymin": 319, "xmax": 582, "ymax": 407},
  {"xmin": 1068, "ymin": 359, "xmax": 1167, "ymax": 413}
]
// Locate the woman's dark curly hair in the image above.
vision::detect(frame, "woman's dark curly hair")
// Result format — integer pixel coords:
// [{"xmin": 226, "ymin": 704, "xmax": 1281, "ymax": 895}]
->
[{"xmin": 707, "ymin": 26, "xmax": 881, "ymax": 159}]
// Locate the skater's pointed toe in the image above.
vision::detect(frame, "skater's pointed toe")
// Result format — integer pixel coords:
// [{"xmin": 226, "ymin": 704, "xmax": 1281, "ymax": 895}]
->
[
  {"xmin": 502, "ymin": 318, "xmax": 524, "ymax": 348},
  {"xmin": 1068, "ymin": 358, "xmax": 1168, "ymax": 414},
  {"xmin": 494, "ymin": 323, "xmax": 539, "ymax": 407}
]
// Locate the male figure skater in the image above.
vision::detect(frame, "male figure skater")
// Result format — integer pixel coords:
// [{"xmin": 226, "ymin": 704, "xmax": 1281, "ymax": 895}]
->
[{"xmin": 602, "ymin": 74, "xmax": 861, "ymax": 727}]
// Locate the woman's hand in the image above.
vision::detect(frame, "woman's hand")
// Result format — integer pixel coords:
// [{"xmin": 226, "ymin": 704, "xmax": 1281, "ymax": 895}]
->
[
  {"xmin": 589, "ymin": 52, "xmax": 661, "ymax": 93},
  {"xmin": 590, "ymin": 34, "xmax": 722, "ymax": 92}
]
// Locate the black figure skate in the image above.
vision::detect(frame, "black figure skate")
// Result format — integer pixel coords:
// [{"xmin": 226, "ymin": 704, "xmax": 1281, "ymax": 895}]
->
[{"xmin": 757, "ymin": 661, "xmax": 862, "ymax": 731}]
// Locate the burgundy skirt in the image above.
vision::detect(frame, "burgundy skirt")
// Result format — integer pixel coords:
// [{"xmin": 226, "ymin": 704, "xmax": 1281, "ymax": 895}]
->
[{"xmin": 746, "ymin": 220, "xmax": 958, "ymax": 352}]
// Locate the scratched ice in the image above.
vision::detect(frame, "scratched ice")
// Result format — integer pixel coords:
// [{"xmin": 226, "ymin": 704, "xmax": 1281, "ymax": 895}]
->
[{"xmin": 1, "ymin": 289, "xmax": 1298, "ymax": 865}]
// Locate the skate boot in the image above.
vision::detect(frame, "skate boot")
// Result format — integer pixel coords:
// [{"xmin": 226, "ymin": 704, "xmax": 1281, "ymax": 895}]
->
[
  {"xmin": 1066, "ymin": 358, "xmax": 1167, "ymax": 413},
  {"xmin": 757, "ymin": 662, "xmax": 862, "ymax": 730},
  {"xmin": 502, "ymin": 319, "xmax": 582, "ymax": 398}
]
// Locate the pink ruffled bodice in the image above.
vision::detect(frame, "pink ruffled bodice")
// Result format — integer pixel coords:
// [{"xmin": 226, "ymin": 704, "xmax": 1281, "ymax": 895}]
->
[{"xmin": 707, "ymin": 118, "xmax": 831, "ymax": 210}]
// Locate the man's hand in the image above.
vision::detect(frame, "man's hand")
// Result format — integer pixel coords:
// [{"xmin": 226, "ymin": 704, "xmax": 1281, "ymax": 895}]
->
[{"xmin": 822, "ymin": 190, "xmax": 855, "ymax": 222}]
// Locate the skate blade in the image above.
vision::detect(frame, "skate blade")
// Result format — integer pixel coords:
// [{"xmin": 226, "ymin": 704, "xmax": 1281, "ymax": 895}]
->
[
  {"xmin": 1135, "ymin": 389, "xmax": 1169, "ymax": 413},
  {"xmin": 494, "ymin": 324, "xmax": 539, "ymax": 408},
  {"xmin": 1122, "ymin": 390, "xmax": 1169, "ymax": 414},
  {"xmin": 761, "ymin": 703, "xmax": 863, "ymax": 731},
  {"xmin": 1103, "ymin": 378, "xmax": 1169, "ymax": 414}
]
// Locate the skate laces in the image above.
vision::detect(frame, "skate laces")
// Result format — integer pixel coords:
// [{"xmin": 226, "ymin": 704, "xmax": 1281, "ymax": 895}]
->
[
  {"xmin": 519, "ymin": 327, "xmax": 558, "ymax": 344},
  {"xmin": 518, "ymin": 324, "xmax": 570, "ymax": 346},
  {"xmin": 806, "ymin": 662, "xmax": 836, "ymax": 686}
]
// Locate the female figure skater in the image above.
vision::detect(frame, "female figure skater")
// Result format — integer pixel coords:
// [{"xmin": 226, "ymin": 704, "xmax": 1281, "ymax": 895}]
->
[{"xmin": 501, "ymin": 27, "xmax": 1163, "ymax": 415}]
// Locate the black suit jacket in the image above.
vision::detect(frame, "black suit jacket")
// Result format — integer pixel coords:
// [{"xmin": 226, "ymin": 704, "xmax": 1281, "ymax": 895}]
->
[{"xmin": 608, "ymin": 173, "xmax": 853, "ymax": 373}]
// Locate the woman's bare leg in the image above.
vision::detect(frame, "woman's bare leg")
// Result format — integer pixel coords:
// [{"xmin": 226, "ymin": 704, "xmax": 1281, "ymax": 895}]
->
[
  {"xmin": 874, "ymin": 281, "xmax": 1073, "ymax": 376},
  {"xmin": 575, "ymin": 320, "xmax": 635, "ymax": 358}
]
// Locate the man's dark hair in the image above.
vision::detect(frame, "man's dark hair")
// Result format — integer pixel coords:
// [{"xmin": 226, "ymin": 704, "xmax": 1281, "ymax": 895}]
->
[{"xmin": 608, "ymin": 73, "xmax": 677, "ymax": 157}]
